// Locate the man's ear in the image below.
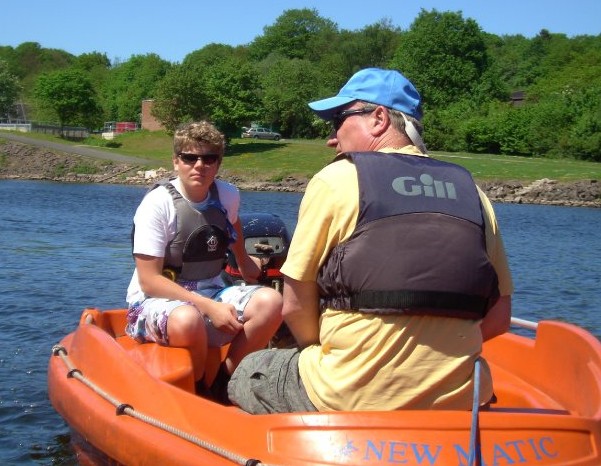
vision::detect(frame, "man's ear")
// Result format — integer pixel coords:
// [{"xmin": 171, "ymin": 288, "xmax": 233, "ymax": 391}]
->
[{"xmin": 370, "ymin": 106, "xmax": 388, "ymax": 137}]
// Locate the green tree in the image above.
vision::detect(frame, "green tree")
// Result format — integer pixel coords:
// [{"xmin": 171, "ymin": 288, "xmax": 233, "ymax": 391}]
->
[
  {"xmin": 151, "ymin": 65, "xmax": 204, "ymax": 133},
  {"xmin": 567, "ymin": 86, "xmax": 601, "ymax": 161},
  {"xmin": 200, "ymin": 58, "xmax": 262, "ymax": 137},
  {"xmin": 520, "ymin": 37, "xmax": 601, "ymax": 159},
  {"xmin": 0, "ymin": 59, "xmax": 22, "ymax": 118},
  {"xmin": 337, "ymin": 20, "xmax": 401, "ymax": 75},
  {"xmin": 0, "ymin": 46, "xmax": 18, "ymax": 76},
  {"xmin": 486, "ymin": 34, "xmax": 539, "ymax": 90},
  {"xmin": 12, "ymin": 42, "xmax": 74, "ymax": 100},
  {"xmin": 248, "ymin": 8, "xmax": 338, "ymax": 61},
  {"xmin": 73, "ymin": 52, "xmax": 112, "ymax": 123},
  {"xmin": 460, "ymin": 102, "xmax": 532, "ymax": 156},
  {"xmin": 33, "ymin": 68, "xmax": 101, "ymax": 130},
  {"xmin": 183, "ymin": 43, "xmax": 248, "ymax": 68},
  {"xmin": 74, "ymin": 52, "xmax": 111, "ymax": 72},
  {"xmin": 390, "ymin": 9, "xmax": 491, "ymax": 108},
  {"xmin": 153, "ymin": 44, "xmax": 263, "ymax": 135},
  {"xmin": 153, "ymin": 45, "xmax": 261, "ymax": 134},
  {"xmin": 103, "ymin": 53, "xmax": 171, "ymax": 122},
  {"xmin": 259, "ymin": 57, "xmax": 323, "ymax": 138}
]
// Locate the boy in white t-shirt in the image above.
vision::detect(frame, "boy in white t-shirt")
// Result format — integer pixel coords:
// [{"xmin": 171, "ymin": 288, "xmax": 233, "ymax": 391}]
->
[{"xmin": 126, "ymin": 121, "xmax": 282, "ymax": 401}]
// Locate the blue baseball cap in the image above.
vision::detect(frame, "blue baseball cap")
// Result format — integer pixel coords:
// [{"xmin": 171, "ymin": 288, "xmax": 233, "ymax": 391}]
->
[{"xmin": 308, "ymin": 68, "xmax": 422, "ymax": 121}]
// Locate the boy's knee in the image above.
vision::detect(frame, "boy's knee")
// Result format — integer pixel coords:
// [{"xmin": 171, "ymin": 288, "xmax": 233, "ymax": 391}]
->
[
  {"xmin": 245, "ymin": 288, "xmax": 283, "ymax": 322},
  {"xmin": 167, "ymin": 306, "xmax": 206, "ymax": 344},
  {"xmin": 257, "ymin": 287, "xmax": 284, "ymax": 313}
]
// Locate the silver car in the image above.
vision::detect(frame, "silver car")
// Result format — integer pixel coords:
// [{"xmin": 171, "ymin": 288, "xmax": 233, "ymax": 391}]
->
[{"xmin": 241, "ymin": 127, "xmax": 281, "ymax": 141}]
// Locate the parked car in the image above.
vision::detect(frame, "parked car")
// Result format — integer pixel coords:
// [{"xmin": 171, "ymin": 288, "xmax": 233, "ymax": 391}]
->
[{"xmin": 241, "ymin": 127, "xmax": 281, "ymax": 141}]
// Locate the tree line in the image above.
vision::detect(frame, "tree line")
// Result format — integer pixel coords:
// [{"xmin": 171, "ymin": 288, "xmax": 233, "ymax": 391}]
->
[{"xmin": 1, "ymin": 8, "xmax": 600, "ymax": 161}]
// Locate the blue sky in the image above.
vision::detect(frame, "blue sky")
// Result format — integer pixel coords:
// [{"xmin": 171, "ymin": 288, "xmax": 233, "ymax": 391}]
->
[{"xmin": 2, "ymin": 0, "xmax": 600, "ymax": 64}]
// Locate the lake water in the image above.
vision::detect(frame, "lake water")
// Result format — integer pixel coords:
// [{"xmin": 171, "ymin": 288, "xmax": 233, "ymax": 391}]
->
[{"xmin": 1, "ymin": 179, "xmax": 599, "ymax": 465}]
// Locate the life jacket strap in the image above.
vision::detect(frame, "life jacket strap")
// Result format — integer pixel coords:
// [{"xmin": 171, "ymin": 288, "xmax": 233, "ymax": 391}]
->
[{"xmin": 348, "ymin": 289, "xmax": 489, "ymax": 319}]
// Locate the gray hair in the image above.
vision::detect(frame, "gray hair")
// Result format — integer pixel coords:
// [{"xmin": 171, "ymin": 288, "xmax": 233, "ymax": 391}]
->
[
  {"xmin": 358, "ymin": 102, "xmax": 424, "ymax": 136},
  {"xmin": 387, "ymin": 108, "xmax": 423, "ymax": 137},
  {"xmin": 358, "ymin": 102, "xmax": 426, "ymax": 153}
]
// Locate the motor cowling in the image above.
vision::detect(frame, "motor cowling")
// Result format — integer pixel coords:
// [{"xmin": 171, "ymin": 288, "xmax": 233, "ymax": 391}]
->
[{"xmin": 222, "ymin": 212, "xmax": 291, "ymax": 292}]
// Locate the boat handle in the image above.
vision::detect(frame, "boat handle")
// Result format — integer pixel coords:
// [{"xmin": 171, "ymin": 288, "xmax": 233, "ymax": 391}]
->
[{"xmin": 510, "ymin": 317, "xmax": 539, "ymax": 330}]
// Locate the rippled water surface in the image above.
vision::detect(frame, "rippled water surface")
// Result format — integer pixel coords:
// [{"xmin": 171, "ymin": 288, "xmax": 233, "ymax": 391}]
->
[{"xmin": 0, "ymin": 180, "xmax": 599, "ymax": 465}]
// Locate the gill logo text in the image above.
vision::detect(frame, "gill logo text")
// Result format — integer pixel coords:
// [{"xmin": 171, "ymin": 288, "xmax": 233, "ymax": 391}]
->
[{"xmin": 392, "ymin": 174, "xmax": 457, "ymax": 199}]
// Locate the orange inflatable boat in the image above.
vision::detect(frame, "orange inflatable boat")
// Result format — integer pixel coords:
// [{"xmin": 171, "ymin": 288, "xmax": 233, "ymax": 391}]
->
[{"xmin": 48, "ymin": 308, "xmax": 601, "ymax": 466}]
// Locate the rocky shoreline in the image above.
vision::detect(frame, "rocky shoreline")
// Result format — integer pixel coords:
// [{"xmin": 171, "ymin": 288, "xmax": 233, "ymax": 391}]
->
[{"xmin": 1, "ymin": 139, "xmax": 599, "ymax": 208}]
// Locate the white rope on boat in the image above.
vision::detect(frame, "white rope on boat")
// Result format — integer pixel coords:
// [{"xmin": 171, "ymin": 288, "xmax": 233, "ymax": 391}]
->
[{"xmin": 51, "ymin": 344, "xmax": 276, "ymax": 466}]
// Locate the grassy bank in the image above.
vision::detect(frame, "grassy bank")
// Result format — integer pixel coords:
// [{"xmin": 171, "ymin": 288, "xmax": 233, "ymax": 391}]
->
[
  {"xmin": 103, "ymin": 130, "xmax": 601, "ymax": 183},
  {"xmin": 8, "ymin": 129, "xmax": 601, "ymax": 182}
]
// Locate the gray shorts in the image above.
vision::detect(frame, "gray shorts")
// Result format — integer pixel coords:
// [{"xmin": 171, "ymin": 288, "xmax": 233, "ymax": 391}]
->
[
  {"xmin": 227, "ymin": 348, "xmax": 317, "ymax": 414},
  {"xmin": 126, "ymin": 285, "xmax": 261, "ymax": 347}
]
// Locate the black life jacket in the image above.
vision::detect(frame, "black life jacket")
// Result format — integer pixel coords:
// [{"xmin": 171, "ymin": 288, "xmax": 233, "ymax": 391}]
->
[{"xmin": 317, "ymin": 152, "xmax": 499, "ymax": 319}]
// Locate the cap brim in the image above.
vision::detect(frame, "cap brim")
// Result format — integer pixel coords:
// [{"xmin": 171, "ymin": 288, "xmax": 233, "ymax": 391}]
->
[{"xmin": 308, "ymin": 96, "xmax": 356, "ymax": 121}]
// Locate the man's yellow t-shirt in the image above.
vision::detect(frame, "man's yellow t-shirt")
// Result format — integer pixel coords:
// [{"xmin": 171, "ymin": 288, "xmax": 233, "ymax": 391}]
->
[{"xmin": 280, "ymin": 148, "xmax": 513, "ymax": 411}]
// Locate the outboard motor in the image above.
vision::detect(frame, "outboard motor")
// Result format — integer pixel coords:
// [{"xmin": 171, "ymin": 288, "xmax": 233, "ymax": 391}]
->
[
  {"xmin": 222, "ymin": 212, "xmax": 294, "ymax": 348},
  {"xmin": 222, "ymin": 212, "xmax": 291, "ymax": 293}
]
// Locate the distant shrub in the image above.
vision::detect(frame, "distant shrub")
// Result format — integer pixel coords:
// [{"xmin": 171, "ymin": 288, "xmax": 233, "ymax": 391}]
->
[{"xmin": 83, "ymin": 136, "xmax": 122, "ymax": 148}]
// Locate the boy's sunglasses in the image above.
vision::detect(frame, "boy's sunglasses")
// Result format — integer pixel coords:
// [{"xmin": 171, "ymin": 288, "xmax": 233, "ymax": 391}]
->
[{"xmin": 177, "ymin": 153, "xmax": 220, "ymax": 166}]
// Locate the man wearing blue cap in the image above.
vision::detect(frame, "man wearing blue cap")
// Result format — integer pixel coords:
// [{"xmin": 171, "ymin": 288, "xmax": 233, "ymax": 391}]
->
[{"xmin": 228, "ymin": 68, "xmax": 513, "ymax": 413}]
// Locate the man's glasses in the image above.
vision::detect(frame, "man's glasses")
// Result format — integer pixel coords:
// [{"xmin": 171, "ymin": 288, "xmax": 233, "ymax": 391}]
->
[
  {"xmin": 331, "ymin": 107, "xmax": 375, "ymax": 131},
  {"xmin": 177, "ymin": 153, "xmax": 220, "ymax": 166}
]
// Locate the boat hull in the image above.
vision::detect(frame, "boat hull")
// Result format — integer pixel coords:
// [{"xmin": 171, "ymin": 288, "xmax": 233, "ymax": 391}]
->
[{"xmin": 48, "ymin": 308, "xmax": 601, "ymax": 465}]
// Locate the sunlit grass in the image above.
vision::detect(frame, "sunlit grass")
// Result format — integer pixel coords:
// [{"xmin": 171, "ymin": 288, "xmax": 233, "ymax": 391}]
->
[
  {"xmin": 433, "ymin": 152, "xmax": 601, "ymax": 181},
  {"xmin": 107, "ymin": 130, "xmax": 173, "ymax": 159},
  {"xmin": 221, "ymin": 142, "xmax": 601, "ymax": 182}
]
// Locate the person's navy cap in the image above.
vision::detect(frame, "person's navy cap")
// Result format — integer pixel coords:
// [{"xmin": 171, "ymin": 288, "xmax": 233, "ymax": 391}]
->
[{"xmin": 308, "ymin": 68, "xmax": 422, "ymax": 121}]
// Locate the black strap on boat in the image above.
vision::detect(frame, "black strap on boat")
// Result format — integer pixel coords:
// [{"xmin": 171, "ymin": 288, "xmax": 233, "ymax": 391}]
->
[
  {"xmin": 67, "ymin": 368, "xmax": 82, "ymax": 378},
  {"xmin": 52, "ymin": 345, "xmax": 67, "ymax": 356},
  {"xmin": 116, "ymin": 403, "xmax": 133, "ymax": 416}
]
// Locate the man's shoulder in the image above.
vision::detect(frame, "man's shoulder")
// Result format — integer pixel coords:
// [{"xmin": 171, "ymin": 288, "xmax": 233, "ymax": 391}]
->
[
  {"xmin": 308, "ymin": 160, "xmax": 357, "ymax": 192},
  {"xmin": 318, "ymin": 156, "xmax": 356, "ymax": 175},
  {"xmin": 379, "ymin": 145, "xmax": 425, "ymax": 156}
]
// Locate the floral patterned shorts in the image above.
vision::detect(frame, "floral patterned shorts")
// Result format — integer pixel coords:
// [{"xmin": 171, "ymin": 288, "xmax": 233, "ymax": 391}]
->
[{"xmin": 126, "ymin": 284, "xmax": 261, "ymax": 346}]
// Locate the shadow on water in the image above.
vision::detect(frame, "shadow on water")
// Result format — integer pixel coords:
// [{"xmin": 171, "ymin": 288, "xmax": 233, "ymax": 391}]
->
[
  {"xmin": 29, "ymin": 433, "xmax": 77, "ymax": 465},
  {"xmin": 31, "ymin": 431, "xmax": 122, "ymax": 466}
]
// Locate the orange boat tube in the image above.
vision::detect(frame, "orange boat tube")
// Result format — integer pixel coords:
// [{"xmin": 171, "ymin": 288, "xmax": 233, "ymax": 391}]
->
[{"xmin": 48, "ymin": 308, "xmax": 601, "ymax": 466}]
